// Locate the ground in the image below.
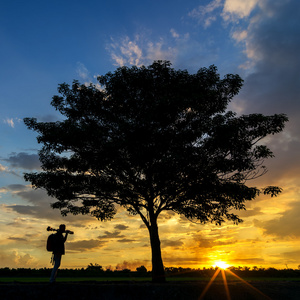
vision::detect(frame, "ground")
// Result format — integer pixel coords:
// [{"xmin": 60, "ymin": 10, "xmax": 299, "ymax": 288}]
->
[{"xmin": 0, "ymin": 280, "xmax": 300, "ymax": 300}]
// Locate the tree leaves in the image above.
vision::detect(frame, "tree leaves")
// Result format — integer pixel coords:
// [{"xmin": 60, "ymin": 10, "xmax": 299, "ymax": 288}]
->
[{"xmin": 24, "ymin": 61, "xmax": 288, "ymax": 226}]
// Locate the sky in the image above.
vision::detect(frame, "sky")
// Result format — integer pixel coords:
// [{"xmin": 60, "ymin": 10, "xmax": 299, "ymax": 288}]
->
[{"xmin": 0, "ymin": 0, "xmax": 300, "ymax": 271}]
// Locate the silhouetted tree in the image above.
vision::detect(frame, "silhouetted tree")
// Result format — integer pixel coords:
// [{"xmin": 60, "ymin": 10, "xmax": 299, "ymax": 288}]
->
[
  {"xmin": 24, "ymin": 61, "xmax": 287, "ymax": 282},
  {"xmin": 86, "ymin": 263, "xmax": 104, "ymax": 272},
  {"xmin": 136, "ymin": 265, "xmax": 147, "ymax": 273}
]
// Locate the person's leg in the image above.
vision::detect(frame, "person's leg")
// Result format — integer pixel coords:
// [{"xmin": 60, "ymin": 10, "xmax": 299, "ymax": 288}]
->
[{"xmin": 49, "ymin": 254, "xmax": 61, "ymax": 283}]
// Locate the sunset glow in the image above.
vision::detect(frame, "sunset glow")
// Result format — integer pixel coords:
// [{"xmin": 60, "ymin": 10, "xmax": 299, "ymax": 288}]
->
[{"xmin": 213, "ymin": 261, "xmax": 230, "ymax": 270}]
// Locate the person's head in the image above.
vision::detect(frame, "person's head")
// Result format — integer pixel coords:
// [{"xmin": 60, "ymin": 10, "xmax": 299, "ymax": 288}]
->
[{"xmin": 59, "ymin": 224, "xmax": 66, "ymax": 232}]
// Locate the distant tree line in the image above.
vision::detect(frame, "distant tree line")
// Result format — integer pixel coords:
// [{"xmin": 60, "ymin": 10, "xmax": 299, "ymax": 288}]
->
[
  {"xmin": 165, "ymin": 266, "xmax": 300, "ymax": 278},
  {"xmin": 1, "ymin": 265, "xmax": 300, "ymax": 278},
  {"xmin": 0, "ymin": 264, "xmax": 149, "ymax": 278}
]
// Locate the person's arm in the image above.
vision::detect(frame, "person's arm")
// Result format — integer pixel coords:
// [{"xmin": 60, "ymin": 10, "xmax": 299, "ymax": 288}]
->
[{"xmin": 63, "ymin": 232, "xmax": 69, "ymax": 242}]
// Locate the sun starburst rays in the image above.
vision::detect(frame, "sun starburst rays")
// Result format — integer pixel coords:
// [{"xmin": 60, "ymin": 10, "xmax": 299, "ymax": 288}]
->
[{"xmin": 199, "ymin": 262, "xmax": 272, "ymax": 300}]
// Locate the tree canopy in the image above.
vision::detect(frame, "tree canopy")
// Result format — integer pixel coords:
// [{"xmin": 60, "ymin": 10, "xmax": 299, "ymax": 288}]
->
[{"xmin": 24, "ymin": 61, "xmax": 288, "ymax": 282}]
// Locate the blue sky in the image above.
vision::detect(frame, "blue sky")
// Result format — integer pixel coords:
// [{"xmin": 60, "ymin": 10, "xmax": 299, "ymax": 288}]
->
[{"xmin": 1, "ymin": 0, "xmax": 300, "ymax": 270}]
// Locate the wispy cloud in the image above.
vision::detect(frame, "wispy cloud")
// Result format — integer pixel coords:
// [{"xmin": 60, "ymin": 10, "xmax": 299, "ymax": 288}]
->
[
  {"xmin": 222, "ymin": 0, "xmax": 260, "ymax": 21},
  {"xmin": 107, "ymin": 35, "xmax": 143, "ymax": 66},
  {"xmin": 107, "ymin": 34, "xmax": 178, "ymax": 67},
  {"xmin": 4, "ymin": 118, "xmax": 15, "ymax": 128},
  {"xmin": 188, "ymin": 0, "xmax": 223, "ymax": 27},
  {"xmin": 0, "ymin": 163, "xmax": 20, "ymax": 177},
  {"xmin": 98, "ymin": 230, "xmax": 125, "ymax": 239},
  {"xmin": 76, "ymin": 62, "xmax": 90, "ymax": 80},
  {"xmin": 188, "ymin": 0, "xmax": 260, "ymax": 27},
  {"xmin": 3, "ymin": 117, "xmax": 21, "ymax": 128},
  {"xmin": 4, "ymin": 152, "xmax": 41, "ymax": 170}
]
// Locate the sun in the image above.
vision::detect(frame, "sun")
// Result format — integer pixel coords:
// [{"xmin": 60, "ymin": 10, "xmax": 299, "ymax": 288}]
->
[{"xmin": 213, "ymin": 261, "xmax": 230, "ymax": 270}]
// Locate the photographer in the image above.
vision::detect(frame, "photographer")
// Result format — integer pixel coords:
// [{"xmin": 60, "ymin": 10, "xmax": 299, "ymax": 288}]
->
[{"xmin": 49, "ymin": 224, "xmax": 71, "ymax": 283}]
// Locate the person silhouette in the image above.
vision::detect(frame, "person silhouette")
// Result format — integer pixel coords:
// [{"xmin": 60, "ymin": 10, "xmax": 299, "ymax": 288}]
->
[{"xmin": 49, "ymin": 224, "xmax": 69, "ymax": 283}]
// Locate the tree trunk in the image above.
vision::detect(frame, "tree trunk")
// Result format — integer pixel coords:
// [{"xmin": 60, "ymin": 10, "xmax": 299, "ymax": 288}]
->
[{"xmin": 148, "ymin": 219, "xmax": 166, "ymax": 283}]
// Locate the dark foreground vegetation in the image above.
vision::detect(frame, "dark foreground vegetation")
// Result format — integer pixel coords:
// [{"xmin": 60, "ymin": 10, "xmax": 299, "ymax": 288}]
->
[
  {"xmin": 0, "ymin": 281, "xmax": 299, "ymax": 300},
  {"xmin": 1, "ymin": 266, "xmax": 300, "ymax": 300},
  {"xmin": 1, "ymin": 265, "xmax": 300, "ymax": 279}
]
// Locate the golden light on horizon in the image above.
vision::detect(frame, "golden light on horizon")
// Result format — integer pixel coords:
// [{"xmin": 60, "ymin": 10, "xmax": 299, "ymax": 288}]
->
[
  {"xmin": 199, "ymin": 263, "xmax": 272, "ymax": 300},
  {"xmin": 213, "ymin": 261, "xmax": 230, "ymax": 270}
]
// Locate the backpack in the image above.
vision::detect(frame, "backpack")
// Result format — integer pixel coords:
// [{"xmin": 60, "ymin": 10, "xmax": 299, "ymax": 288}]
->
[{"xmin": 46, "ymin": 233, "xmax": 58, "ymax": 252}]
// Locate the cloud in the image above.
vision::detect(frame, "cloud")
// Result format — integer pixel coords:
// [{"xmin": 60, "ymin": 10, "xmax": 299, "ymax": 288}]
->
[
  {"xmin": 108, "ymin": 35, "xmax": 143, "ymax": 66},
  {"xmin": 3, "ymin": 117, "xmax": 22, "ymax": 128},
  {"xmin": 8, "ymin": 237, "xmax": 27, "ymax": 242},
  {"xmin": 230, "ymin": 257, "xmax": 265, "ymax": 265},
  {"xmin": 98, "ymin": 230, "xmax": 125, "ymax": 239},
  {"xmin": 235, "ymin": 207, "xmax": 264, "ymax": 218},
  {"xmin": 162, "ymin": 255, "xmax": 209, "ymax": 265},
  {"xmin": 0, "ymin": 163, "xmax": 20, "ymax": 177},
  {"xmin": 188, "ymin": 0, "xmax": 222, "ymax": 27},
  {"xmin": 282, "ymin": 250, "xmax": 300, "ymax": 262},
  {"xmin": 36, "ymin": 114, "xmax": 61, "ymax": 122},
  {"xmin": 67, "ymin": 239, "xmax": 107, "ymax": 252},
  {"xmin": 170, "ymin": 29, "xmax": 180, "ymax": 39},
  {"xmin": 107, "ymin": 33, "xmax": 178, "ymax": 67},
  {"xmin": 0, "ymin": 251, "xmax": 35, "ymax": 268},
  {"xmin": 193, "ymin": 235, "xmax": 237, "ymax": 249},
  {"xmin": 254, "ymin": 201, "xmax": 300, "ymax": 238},
  {"xmin": 228, "ymin": 0, "xmax": 300, "ymax": 183},
  {"xmin": 162, "ymin": 239, "xmax": 184, "ymax": 248},
  {"xmin": 12, "ymin": 186, "xmax": 53, "ymax": 205},
  {"xmin": 6, "ymin": 184, "xmax": 28, "ymax": 191},
  {"xmin": 231, "ymin": 29, "xmax": 248, "ymax": 43},
  {"xmin": 76, "ymin": 62, "xmax": 89, "ymax": 80},
  {"xmin": 0, "ymin": 164, "xmax": 7, "ymax": 173},
  {"xmin": 4, "ymin": 186, "xmax": 91, "ymax": 222},
  {"xmin": 114, "ymin": 224, "xmax": 129, "ymax": 230},
  {"xmin": 188, "ymin": 0, "xmax": 260, "ymax": 27},
  {"xmin": 222, "ymin": 0, "xmax": 260, "ymax": 21},
  {"xmin": 5, "ymin": 216, "xmax": 33, "ymax": 227},
  {"xmin": 117, "ymin": 238, "xmax": 136, "ymax": 243},
  {"xmin": 3, "ymin": 118, "xmax": 15, "ymax": 128},
  {"xmin": 5, "ymin": 202, "xmax": 66, "ymax": 223},
  {"xmin": 146, "ymin": 39, "xmax": 177, "ymax": 64},
  {"xmin": 6, "ymin": 202, "xmax": 91, "ymax": 223},
  {"xmin": 106, "ymin": 30, "xmax": 220, "ymax": 73},
  {"xmin": 247, "ymin": 3, "xmax": 299, "ymax": 69},
  {"xmin": 4, "ymin": 152, "xmax": 41, "ymax": 170}
]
